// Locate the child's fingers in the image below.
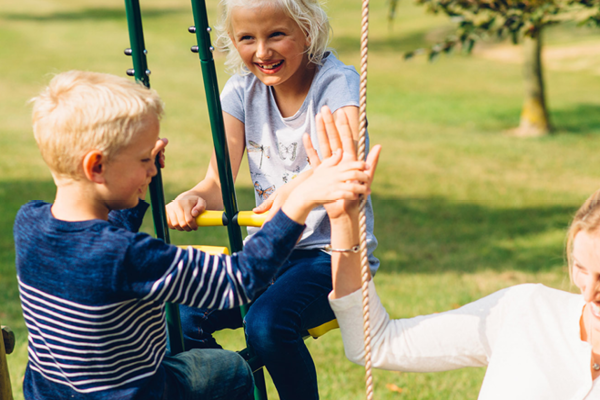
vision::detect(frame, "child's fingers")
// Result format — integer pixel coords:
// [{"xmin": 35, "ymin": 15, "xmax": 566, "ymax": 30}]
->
[
  {"xmin": 166, "ymin": 206, "xmax": 188, "ymax": 231},
  {"xmin": 338, "ymin": 181, "xmax": 370, "ymax": 195},
  {"xmin": 318, "ymin": 148, "xmax": 343, "ymax": 168},
  {"xmin": 320, "ymin": 106, "xmax": 342, "ymax": 152},
  {"xmin": 153, "ymin": 138, "xmax": 168, "ymax": 158},
  {"xmin": 323, "ymin": 184, "xmax": 369, "ymax": 202},
  {"xmin": 365, "ymin": 145, "xmax": 382, "ymax": 183},
  {"xmin": 253, "ymin": 195, "xmax": 275, "ymax": 214},
  {"xmin": 334, "ymin": 110, "xmax": 357, "ymax": 161},
  {"xmin": 190, "ymin": 198, "xmax": 206, "ymax": 219},
  {"xmin": 174, "ymin": 208, "xmax": 193, "ymax": 231},
  {"xmin": 303, "ymin": 133, "xmax": 322, "ymax": 168},
  {"xmin": 166, "ymin": 199, "xmax": 200, "ymax": 231},
  {"xmin": 316, "ymin": 113, "xmax": 332, "ymax": 159},
  {"xmin": 335, "ymin": 169, "xmax": 370, "ymax": 185}
]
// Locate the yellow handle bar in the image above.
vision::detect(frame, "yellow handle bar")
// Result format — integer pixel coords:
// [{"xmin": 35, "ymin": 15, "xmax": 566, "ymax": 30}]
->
[
  {"xmin": 194, "ymin": 210, "xmax": 269, "ymax": 227},
  {"xmin": 235, "ymin": 211, "xmax": 268, "ymax": 227},
  {"xmin": 195, "ymin": 211, "xmax": 227, "ymax": 226},
  {"xmin": 177, "ymin": 245, "xmax": 230, "ymax": 256}
]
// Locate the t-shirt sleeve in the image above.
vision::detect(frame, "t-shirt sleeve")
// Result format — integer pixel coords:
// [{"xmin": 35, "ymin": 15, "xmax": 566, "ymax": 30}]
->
[
  {"xmin": 220, "ymin": 74, "xmax": 246, "ymax": 123},
  {"xmin": 107, "ymin": 200, "xmax": 150, "ymax": 232},
  {"xmin": 315, "ymin": 63, "xmax": 360, "ymax": 114},
  {"xmin": 122, "ymin": 209, "xmax": 305, "ymax": 310},
  {"xmin": 330, "ymin": 280, "xmax": 517, "ymax": 372}
]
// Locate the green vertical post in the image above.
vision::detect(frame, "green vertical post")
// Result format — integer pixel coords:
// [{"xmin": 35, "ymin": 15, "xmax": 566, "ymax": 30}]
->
[
  {"xmin": 124, "ymin": 0, "xmax": 185, "ymax": 356},
  {"xmin": 188, "ymin": 1, "xmax": 267, "ymax": 399},
  {"xmin": 189, "ymin": 1, "xmax": 243, "ymax": 253}
]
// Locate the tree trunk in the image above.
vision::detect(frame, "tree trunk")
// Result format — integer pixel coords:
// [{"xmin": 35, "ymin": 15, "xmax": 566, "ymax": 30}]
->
[{"xmin": 515, "ymin": 27, "xmax": 552, "ymax": 136}]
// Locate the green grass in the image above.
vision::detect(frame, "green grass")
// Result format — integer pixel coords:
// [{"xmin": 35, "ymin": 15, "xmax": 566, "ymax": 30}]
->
[{"xmin": 1, "ymin": 0, "xmax": 599, "ymax": 398}]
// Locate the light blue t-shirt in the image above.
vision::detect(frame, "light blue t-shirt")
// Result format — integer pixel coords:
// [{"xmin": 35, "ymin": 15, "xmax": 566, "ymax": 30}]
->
[{"xmin": 221, "ymin": 53, "xmax": 379, "ymax": 273}]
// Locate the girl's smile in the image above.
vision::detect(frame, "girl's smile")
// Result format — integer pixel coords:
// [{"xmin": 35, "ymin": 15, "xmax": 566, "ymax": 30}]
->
[
  {"xmin": 256, "ymin": 60, "xmax": 284, "ymax": 74},
  {"xmin": 229, "ymin": 3, "xmax": 315, "ymax": 97}
]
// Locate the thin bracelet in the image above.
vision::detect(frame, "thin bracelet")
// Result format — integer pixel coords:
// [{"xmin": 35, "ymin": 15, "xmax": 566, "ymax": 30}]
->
[{"xmin": 324, "ymin": 244, "xmax": 360, "ymax": 253}]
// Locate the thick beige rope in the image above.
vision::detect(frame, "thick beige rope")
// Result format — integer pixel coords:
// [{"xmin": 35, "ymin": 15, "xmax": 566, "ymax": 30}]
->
[{"xmin": 356, "ymin": 0, "xmax": 373, "ymax": 399}]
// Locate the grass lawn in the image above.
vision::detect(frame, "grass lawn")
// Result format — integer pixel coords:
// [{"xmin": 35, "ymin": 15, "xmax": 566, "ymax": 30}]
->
[{"xmin": 1, "ymin": 0, "xmax": 600, "ymax": 399}]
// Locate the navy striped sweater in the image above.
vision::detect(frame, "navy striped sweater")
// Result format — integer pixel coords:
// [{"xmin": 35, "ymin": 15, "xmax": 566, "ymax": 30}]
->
[{"xmin": 14, "ymin": 200, "xmax": 304, "ymax": 399}]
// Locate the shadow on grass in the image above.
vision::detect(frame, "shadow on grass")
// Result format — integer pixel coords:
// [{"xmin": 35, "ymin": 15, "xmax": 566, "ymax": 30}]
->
[
  {"xmin": 0, "ymin": 7, "xmax": 189, "ymax": 22},
  {"xmin": 550, "ymin": 103, "xmax": 600, "ymax": 135},
  {"xmin": 372, "ymin": 195, "xmax": 573, "ymax": 275},
  {"xmin": 486, "ymin": 103, "xmax": 600, "ymax": 136},
  {"xmin": 333, "ymin": 26, "xmax": 456, "ymax": 55}
]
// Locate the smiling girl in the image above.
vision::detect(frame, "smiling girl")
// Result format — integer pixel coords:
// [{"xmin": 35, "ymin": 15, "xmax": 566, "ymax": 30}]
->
[{"xmin": 165, "ymin": 0, "xmax": 378, "ymax": 399}]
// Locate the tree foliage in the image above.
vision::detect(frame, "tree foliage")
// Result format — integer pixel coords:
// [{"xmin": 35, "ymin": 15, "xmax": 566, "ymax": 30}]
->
[{"xmin": 392, "ymin": 0, "xmax": 600, "ymax": 60}]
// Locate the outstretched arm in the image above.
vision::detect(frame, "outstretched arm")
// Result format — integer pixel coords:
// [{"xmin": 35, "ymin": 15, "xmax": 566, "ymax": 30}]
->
[
  {"xmin": 304, "ymin": 106, "xmax": 380, "ymax": 298},
  {"xmin": 315, "ymin": 109, "xmax": 501, "ymax": 373}
]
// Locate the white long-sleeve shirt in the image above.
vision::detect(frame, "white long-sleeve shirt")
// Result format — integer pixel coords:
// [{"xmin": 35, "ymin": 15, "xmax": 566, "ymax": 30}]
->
[{"xmin": 329, "ymin": 281, "xmax": 600, "ymax": 400}]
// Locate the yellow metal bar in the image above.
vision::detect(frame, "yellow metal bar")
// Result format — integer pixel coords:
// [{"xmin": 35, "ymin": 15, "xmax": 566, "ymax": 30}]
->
[
  {"xmin": 236, "ymin": 211, "xmax": 268, "ymax": 227},
  {"xmin": 195, "ymin": 210, "xmax": 269, "ymax": 227},
  {"xmin": 195, "ymin": 210, "xmax": 227, "ymax": 226},
  {"xmin": 178, "ymin": 245, "xmax": 230, "ymax": 255},
  {"xmin": 307, "ymin": 319, "xmax": 339, "ymax": 339}
]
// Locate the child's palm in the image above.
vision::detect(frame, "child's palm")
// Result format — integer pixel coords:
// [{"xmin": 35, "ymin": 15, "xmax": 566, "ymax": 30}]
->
[{"xmin": 303, "ymin": 107, "xmax": 379, "ymax": 220}]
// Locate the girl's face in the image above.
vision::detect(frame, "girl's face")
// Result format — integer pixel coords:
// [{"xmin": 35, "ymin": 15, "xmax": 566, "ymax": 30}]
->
[
  {"xmin": 572, "ymin": 229, "xmax": 600, "ymax": 334},
  {"xmin": 229, "ymin": 3, "xmax": 312, "ymax": 92}
]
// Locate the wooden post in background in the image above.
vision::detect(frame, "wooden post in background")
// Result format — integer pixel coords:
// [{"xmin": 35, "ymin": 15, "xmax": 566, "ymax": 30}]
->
[{"xmin": 1, "ymin": 325, "xmax": 15, "ymax": 400}]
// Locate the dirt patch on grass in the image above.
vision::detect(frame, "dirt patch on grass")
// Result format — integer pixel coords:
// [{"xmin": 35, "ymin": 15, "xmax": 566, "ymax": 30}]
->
[{"xmin": 474, "ymin": 41, "xmax": 600, "ymax": 75}]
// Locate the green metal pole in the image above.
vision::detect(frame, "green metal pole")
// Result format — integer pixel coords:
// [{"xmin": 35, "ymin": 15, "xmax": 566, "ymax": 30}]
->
[
  {"xmin": 124, "ymin": 0, "xmax": 185, "ymax": 356},
  {"xmin": 188, "ymin": 1, "xmax": 243, "ymax": 253},
  {"xmin": 188, "ymin": 2, "xmax": 267, "ymax": 399}
]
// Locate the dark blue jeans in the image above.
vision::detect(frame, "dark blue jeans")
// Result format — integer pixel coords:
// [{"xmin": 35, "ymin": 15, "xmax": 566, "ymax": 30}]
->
[
  {"xmin": 179, "ymin": 249, "xmax": 335, "ymax": 400},
  {"xmin": 162, "ymin": 348, "xmax": 254, "ymax": 400}
]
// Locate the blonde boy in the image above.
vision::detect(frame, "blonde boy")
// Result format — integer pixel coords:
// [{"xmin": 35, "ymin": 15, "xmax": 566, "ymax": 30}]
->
[{"xmin": 14, "ymin": 71, "xmax": 371, "ymax": 399}]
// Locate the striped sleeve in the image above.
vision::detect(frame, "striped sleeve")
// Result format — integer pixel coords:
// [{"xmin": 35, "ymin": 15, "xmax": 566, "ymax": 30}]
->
[{"xmin": 127, "ymin": 209, "xmax": 305, "ymax": 309}]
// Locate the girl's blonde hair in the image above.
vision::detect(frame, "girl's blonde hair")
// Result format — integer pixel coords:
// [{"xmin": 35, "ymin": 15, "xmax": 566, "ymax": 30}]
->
[
  {"xmin": 31, "ymin": 70, "xmax": 164, "ymax": 179},
  {"xmin": 216, "ymin": 0, "xmax": 332, "ymax": 75},
  {"xmin": 566, "ymin": 188, "xmax": 600, "ymax": 281}
]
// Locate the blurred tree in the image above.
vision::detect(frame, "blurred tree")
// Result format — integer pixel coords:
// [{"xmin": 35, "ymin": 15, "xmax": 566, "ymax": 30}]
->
[{"xmin": 392, "ymin": 0, "xmax": 600, "ymax": 136}]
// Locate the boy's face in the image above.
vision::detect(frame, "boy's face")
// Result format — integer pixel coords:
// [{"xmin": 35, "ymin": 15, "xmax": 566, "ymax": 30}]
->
[{"xmin": 102, "ymin": 115, "xmax": 160, "ymax": 210}]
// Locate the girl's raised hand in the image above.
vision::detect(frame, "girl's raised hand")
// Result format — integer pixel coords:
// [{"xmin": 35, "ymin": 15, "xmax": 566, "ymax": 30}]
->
[
  {"xmin": 303, "ymin": 106, "xmax": 381, "ymax": 219},
  {"xmin": 280, "ymin": 148, "xmax": 370, "ymax": 224}
]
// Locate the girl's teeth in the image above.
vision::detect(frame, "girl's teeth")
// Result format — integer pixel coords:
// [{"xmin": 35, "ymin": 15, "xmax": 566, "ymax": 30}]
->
[
  {"xmin": 260, "ymin": 61, "xmax": 282, "ymax": 69},
  {"xmin": 592, "ymin": 303, "xmax": 600, "ymax": 316}
]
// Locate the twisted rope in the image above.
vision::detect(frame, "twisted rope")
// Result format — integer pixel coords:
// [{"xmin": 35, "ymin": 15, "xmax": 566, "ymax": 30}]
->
[{"xmin": 356, "ymin": 0, "xmax": 373, "ymax": 399}]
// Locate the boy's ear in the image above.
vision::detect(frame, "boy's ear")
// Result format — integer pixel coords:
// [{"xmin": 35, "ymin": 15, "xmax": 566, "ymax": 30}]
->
[{"xmin": 82, "ymin": 150, "xmax": 106, "ymax": 184}]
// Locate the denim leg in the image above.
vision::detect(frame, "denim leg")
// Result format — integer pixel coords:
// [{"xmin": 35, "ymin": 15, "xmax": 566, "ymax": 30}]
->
[
  {"xmin": 179, "ymin": 305, "xmax": 244, "ymax": 350},
  {"xmin": 244, "ymin": 250, "xmax": 335, "ymax": 400},
  {"xmin": 162, "ymin": 348, "xmax": 254, "ymax": 400}
]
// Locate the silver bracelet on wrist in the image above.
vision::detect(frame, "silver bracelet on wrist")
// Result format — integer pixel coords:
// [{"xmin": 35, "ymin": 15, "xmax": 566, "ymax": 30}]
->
[{"xmin": 324, "ymin": 244, "xmax": 360, "ymax": 253}]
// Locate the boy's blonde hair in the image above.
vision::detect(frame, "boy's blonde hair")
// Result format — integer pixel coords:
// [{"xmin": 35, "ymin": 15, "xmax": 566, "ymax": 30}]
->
[
  {"xmin": 31, "ymin": 70, "xmax": 164, "ymax": 179},
  {"xmin": 566, "ymin": 188, "xmax": 600, "ymax": 281},
  {"xmin": 216, "ymin": 0, "xmax": 332, "ymax": 75}
]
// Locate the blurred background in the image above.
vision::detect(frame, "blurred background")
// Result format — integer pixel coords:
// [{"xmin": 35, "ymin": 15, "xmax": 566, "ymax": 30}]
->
[{"xmin": 1, "ymin": 0, "xmax": 600, "ymax": 398}]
